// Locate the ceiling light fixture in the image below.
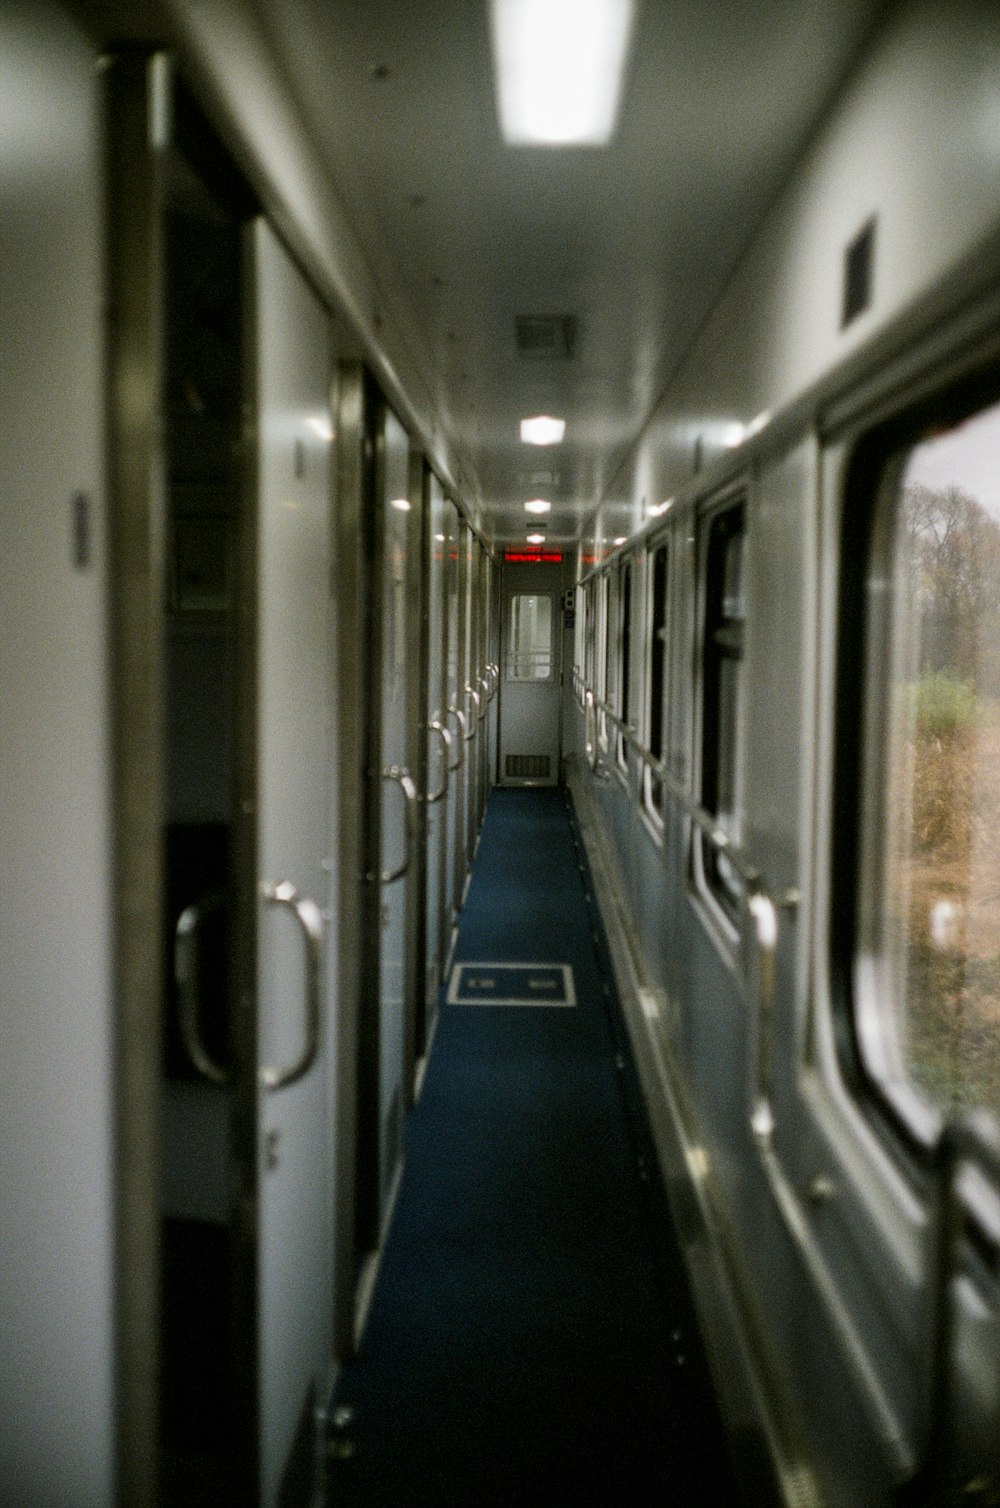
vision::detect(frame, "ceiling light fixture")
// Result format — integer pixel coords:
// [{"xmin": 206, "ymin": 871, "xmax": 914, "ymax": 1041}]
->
[
  {"xmin": 527, "ymin": 531, "xmax": 546, "ymax": 544},
  {"xmin": 520, "ymin": 414, "xmax": 565, "ymax": 446},
  {"xmin": 524, "ymin": 499, "xmax": 552, "ymax": 514},
  {"xmin": 490, "ymin": 0, "xmax": 635, "ymax": 147}
]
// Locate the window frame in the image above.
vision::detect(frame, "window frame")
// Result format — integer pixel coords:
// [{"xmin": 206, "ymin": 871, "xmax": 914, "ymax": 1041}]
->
[{"xmin": 832, "ymin": 368, "xmax": 1000, "ymax": 1151}]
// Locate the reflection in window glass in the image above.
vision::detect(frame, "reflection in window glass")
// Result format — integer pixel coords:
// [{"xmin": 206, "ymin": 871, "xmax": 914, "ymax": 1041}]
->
[
  {"xmin": 508, "ymin": 593, "xmax": 552, "ymax": 680},
  {"xmin": 873, "ymin": 399, "xmax": 1000, "ymax": 1114}
]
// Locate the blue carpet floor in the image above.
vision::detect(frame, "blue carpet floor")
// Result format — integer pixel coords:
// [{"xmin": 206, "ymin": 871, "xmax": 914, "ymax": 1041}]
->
[{"xmin": 326, "ymin": 787, "xmax": 738, "ymax": 1506}]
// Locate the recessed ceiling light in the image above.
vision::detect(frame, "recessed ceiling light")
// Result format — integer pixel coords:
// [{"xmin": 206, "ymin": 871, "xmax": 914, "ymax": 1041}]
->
[
  {"xmin": 527, "ymin": 531, "xmax": 546, "ymax": 544},
  {"xmin": 490, "ymin": 0, "xmax": 635, "ymax": 147},
  {"xmin": 390, "ymin": 497, "xmax": 412, "ymax": 512},
  {"xmin": 613, "ymin": 536, "xmax": 626, "ymax": 546},
  {"xmin": 524, "ymin": 499, "xmax": 551, "ymax": 514},
  {"xmin": 520, "ymin": 414, "xmax": 565, "ymax": 445}
]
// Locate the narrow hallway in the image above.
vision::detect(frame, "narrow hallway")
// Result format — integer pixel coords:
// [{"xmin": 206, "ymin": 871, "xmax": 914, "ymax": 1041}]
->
[{"xmin": 327, "ymin": 788, "xmax": 737, "ymax": 1506}]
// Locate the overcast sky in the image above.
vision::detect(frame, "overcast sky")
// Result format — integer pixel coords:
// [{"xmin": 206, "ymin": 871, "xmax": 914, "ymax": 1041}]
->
[{"xmin": 904, "ymin": 400, "xmax": 1000, "ymax": 523}]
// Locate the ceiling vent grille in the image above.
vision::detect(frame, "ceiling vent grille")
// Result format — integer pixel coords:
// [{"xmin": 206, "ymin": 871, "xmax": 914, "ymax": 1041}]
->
[{"xmin": 515, "ymin": 315, "xmax": 577, "ymax": 360}]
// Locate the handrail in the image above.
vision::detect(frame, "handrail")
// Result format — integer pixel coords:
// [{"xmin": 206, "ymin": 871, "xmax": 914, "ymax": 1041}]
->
[
  {"xmin": 174, "ymin": 894, "xmax": 229, "ymax": 1086},
  {"xmin": 577, "ymin": 676, "xmax": 799, "ymax": 907},
  {"xmin": 259, "ymin": 880, "xmax": 323, "ymax": 1091},
  {"xmin": 379, "ymin": 765, "xmax": 418, "ymax": 884},
  {"xmin": 910, "ymin": 1111, "xmax": 1000, "ymax": 1502},
  {"xmin": 426, "ymin": 719, "xmax": 452, "ymax": 804}
]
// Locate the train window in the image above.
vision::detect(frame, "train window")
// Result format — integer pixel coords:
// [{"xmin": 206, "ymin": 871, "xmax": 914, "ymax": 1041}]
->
[
  {"xmin": 699, "ymin": 500, "xmax": 746, "ymax": 921},
  {"xmin": 617, "ymin": 560, "xmax": 632, "ymax": 770},
  {"xmin": 854, "ymin": 395, "xmax": 1000, "ymax": 1122},
  {"xmin": 643, "ymin": 539, "xmax": 670, "ymax": 826},
  {"xmin": 508, "ymin": 593, "xmax": 553, "ymax": 680}
]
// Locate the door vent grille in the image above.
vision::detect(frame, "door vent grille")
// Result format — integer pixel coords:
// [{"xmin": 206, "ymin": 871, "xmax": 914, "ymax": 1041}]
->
[
  {"xmin": 515, "ymin": 314, "xmax": 577, "ymax": 359},
  {"xmin": 505, "ymin": 754, "xmax": 551, "ymax": 780}
]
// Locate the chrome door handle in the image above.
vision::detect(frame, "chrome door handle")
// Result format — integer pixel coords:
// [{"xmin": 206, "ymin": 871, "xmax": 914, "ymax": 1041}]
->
[
  {"xmin": 427, "ymin": 720, "xmax": 452, "ymax": 804},
  {"xmin": 259, "ymin": 880, "xmax": 322, "ymax": 1091},
  {"xmin": 380, "ymin": 765, "xmax": 418, "ymax": 883},
  {"xmin": 463, "ymin": 683, "xmax": 480, "ymax": 738},
  {"xmin": 175, "ymin": 894, "xmax": 229, "ymax": 1086},
  {"xmin": 445, "ymin": 706, "xmax": 466, "ymax": 769}
]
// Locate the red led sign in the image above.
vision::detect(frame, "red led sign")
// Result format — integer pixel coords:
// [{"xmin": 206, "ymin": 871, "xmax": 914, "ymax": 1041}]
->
[{"xmin": 503, "ymin": 550, "xmax": 563, "ymax": 563}]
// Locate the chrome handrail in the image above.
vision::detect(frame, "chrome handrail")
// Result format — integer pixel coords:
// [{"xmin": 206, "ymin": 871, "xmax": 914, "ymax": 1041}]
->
[{"xmin": 911, "ymin": 1111, "xmax": 1000, "ymax": 1501}]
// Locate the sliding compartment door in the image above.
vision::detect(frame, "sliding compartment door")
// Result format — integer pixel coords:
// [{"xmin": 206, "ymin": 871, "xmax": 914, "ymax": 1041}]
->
[{"xmin": 242, "ymin": 217, "xmax": 336, "ymax": 1506}]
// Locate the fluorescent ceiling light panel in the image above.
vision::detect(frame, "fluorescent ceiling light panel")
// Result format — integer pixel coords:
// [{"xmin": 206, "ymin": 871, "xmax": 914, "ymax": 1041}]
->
[
  {"xmin": 525, "ymin": 499, "xmax": 552, "ymax": 514},
  {"xmin": 520, "ymin": 415, "xmax": 565, "ymax": 446},
  {"xmin": 491, "ymin": 0, "xmax": 635, "ymax": 146},
  {"xmin": 527, "ymin": 532, "xmax": 546, "ymax": 544}
]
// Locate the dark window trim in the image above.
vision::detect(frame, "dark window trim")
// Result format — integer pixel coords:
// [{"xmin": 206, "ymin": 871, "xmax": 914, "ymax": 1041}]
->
[{"xmin": 698, "ymin": 498, "xmax": 746, "ymax": 921}]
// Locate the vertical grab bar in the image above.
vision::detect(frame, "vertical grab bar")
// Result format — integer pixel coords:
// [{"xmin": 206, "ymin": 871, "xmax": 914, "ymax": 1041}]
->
[
  {"xmin": 175, "ymin": 895, "xmax": 229, "ymax": 1086},
  {"xmin": 380, "ymin": 765, "xmax": 418, "ymax": 883},
  {"xmin": 445, "ymin": 706, "xmax": 466, "ymax": 769},
  {"xmin": 259, "ymin": 880, "xmax": 323, "ymax": 1091},
  {"xmin": 746, "ymin": 890, "xmax": 779, "ymax": 1142},
  {"xmin": 911, "ymin": 1110, "xmax": 1000, "ymax": 1502},
  {"xmin": 427, "ymin": 720, "xmax": 452, "ymax": 804}
]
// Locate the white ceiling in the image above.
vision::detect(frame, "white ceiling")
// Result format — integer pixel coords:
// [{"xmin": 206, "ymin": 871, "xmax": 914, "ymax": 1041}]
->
[{"xmin": 253, "ymin": 0, "xmax": 890, "ymax": 544}]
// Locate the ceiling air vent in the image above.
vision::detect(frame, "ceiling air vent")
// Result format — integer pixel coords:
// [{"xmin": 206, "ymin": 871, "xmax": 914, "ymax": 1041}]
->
[{"xmin": 515, "ymin": 314, "xmax": 577, "ymax": 360}]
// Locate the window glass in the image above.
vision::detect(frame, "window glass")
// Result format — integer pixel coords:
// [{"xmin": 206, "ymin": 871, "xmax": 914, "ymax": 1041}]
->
[
  {"xmin": 508, "ymin": 593, "xmax": 552, "ymax": 680},
  {"xmin": 701, "ymin": 503, "xmax": 746, "ymax": 917},
  {"xmin": 862, "ymin": 399, "xmax": 1000, "ymax": 1115}
]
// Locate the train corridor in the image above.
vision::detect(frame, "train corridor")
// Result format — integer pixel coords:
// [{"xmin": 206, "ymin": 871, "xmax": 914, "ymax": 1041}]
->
[{"xmin": 326, "ymin": 786, "xmax": 737, "ymax": 1506}]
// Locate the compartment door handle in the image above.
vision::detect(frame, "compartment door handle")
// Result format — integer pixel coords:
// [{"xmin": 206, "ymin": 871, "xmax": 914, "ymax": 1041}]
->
[
  {"xmin": 445, "ymin": 706, "xmax": 466, "ymax": 769},
  {"xmin": 427, "ymin": 720, "xmax": 452, "ymax": 804},
  {"xmin": 259, "ymin": 880, "xmax": 323, "ymax": 1091},
  {"xmin": 380, "ymin": 765, "xmax": 418, "ymax": 884},
  {"xmin": 175, "ymin": 894, "xmax": 229, "ymax": 1086}
]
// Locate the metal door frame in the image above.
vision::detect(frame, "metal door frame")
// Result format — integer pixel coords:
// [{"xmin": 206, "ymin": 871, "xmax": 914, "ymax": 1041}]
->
[{"xmin": 105, "ymin": 48, "xmax": 169, "ymax": 1507}]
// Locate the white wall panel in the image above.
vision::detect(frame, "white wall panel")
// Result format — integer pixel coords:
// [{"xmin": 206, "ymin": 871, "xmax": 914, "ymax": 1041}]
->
[
  {"xmin": 0, "ymin": 4, "xmax": 116, "ymax": 1502},
  {"xmin": 584, "ymin": 0, "xmax": 1000, "ymax": 556}
]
